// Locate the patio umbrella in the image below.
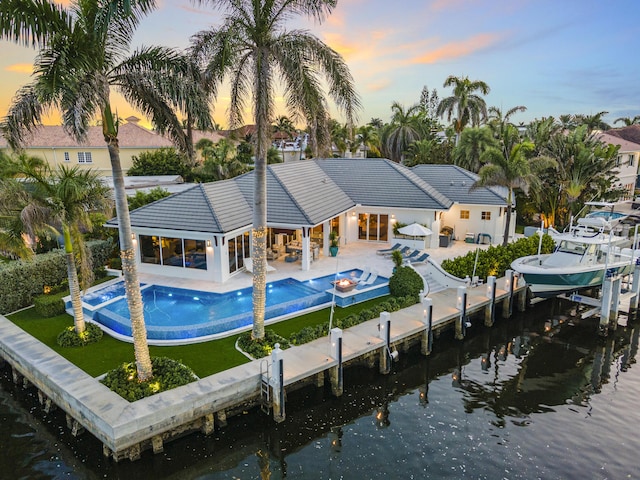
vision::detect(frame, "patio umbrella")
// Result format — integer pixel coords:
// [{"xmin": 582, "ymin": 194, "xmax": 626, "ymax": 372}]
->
[{"xmin": 398, "ymin": 223, "xmax": 432, "ymax": 238}]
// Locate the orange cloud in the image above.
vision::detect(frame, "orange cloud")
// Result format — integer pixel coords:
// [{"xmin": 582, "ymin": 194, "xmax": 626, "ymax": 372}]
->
[
  {"xmin": 366, "ymin": 79, "xmax": 391, "ymax": 93},
  {"xmin": 5, "ymin": 63, "xmax": 33, "ymax": 74},
  {"xmin": 410, "ymin": 33, "xmax": 503, "ymax": 64}
]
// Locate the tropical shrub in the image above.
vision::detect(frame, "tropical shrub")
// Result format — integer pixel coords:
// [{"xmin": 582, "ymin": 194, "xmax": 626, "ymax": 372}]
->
[
  {"xmin": 289, "ymin": 295, "xmax": 418, "ymax": 346},
  {"xmin": 237, "ymin": 329, "xmax": 290, "ymax": 358},
  {"xmin": 34, "ymin": 291, "xmax": 67, "ymax": 317},
  {"xmin": 441, "ymin": 234, "xmax": 555, "ymax": 280},
  {"xmin": 127, "ymin": 148, "xmax": 191, "ymax": 177},
  {"xmin": 57, "ymin": 322, "xmax": 103, "ymax": 347},
  {"xmin": 0, "ymin": 240, "xmax": 112, "ymax": 314},
  {"xmin": 102, "ymin": 357, "xmax": 197, "ymax": 402},
  {"xmin": 127, "ymin": 187, "xmax": 172, "ymax": 211},
  {"xmin": 389, "ymin": 266, "xmax": 424, "ymax": 298}
]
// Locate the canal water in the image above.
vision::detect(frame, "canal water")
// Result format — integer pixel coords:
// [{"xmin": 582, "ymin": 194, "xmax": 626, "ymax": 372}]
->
[{"xmin": 2, "ymin": 298, "xmax": 640, "ymax": 479}]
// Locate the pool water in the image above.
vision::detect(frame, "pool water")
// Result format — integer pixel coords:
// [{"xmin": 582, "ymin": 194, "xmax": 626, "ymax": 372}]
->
[{"xmin": 83, "ymin": 269, "xmax": 389, "ymax": 342}]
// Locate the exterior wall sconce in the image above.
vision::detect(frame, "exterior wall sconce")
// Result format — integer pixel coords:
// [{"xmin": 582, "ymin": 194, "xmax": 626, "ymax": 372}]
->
[
  {"xmin": 207, "ymin": 239, "xmax": 212, "ymax": 248},
  {"xmin": 351, "ymin": 211, "xmax": 356, "ymax": 216},
  {"xmin": 131, "ymin": 233, "xmax": 136, "ymax": 241}
]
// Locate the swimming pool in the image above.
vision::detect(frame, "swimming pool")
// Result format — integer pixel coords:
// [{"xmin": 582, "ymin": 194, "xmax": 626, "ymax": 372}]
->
[{"xmin": 77, "ymin": 269, "xmax": 389, "ymax": 344}]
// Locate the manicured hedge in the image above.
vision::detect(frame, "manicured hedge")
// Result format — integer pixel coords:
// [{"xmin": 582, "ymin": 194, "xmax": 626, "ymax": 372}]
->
[
  {"xmin": 101, "ymin": 356, "xmax": 197, "ymax": 402},
  {"xmin": 237, "ymin": 329, "xmax": 291, "ymax": 358},
  {"xmin": 389, "ymin": 266, "xmax": 424, "ymax": 298},
  {"xmin": 0, "ymin": 240, "xmax": 113, "ymax": 314},
  {"xmin": 34, "ymin": 291, "xmax": 68, "ymax": 318},
  {"xmin": 441, "ymin": 234, "xmax": 556, "ymax": 280}
]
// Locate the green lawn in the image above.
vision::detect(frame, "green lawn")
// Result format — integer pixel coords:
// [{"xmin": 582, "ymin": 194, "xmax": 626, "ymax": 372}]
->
[{"xmin": 7, "ymin": 296, "xmax": 389, "ymax": 378}]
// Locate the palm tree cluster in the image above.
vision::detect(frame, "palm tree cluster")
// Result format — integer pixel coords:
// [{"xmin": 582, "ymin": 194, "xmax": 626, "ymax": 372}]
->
[{"xmin": 0, "ymin": 0, "xmax": 360, "ymax": 373}]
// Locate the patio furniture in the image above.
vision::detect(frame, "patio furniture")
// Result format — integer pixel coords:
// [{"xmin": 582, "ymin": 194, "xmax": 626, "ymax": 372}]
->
[
  {"xmin": 266, "ymin": 248, "xmax": 280, "ymax": 261},
  {"xmin": 384, "ymin": 246, "xmax": 410, "ymax": 257},
  {"xmin": 284, "ymin": 253, "xmax": 299, "ymax": 263},
  {"xmin": 408, "ymin": 253, "xmax": 430, "ymax": 265},
  {"xmin": 355, "ymin": 266, "xmax": 371, "ymax": 282},
  {"xmin": 376, "ymin": 243, "xmax": 402, "ymax": 255},
  {"xmin": 402, "ymin": 249, "xmax": 421, "ymax": 260},
  {"xmin": 243, "ymin": 257, "xmax": 276, "ymax": 273},
  {"xmin": 360, "ymin": 269, "xmax": 378, "ymax": 286}
]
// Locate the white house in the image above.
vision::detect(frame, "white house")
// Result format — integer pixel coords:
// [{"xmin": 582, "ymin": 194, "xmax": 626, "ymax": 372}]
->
[{"xmin": 107, "ymin": 158, "xmax": 511, "ymax": 284}]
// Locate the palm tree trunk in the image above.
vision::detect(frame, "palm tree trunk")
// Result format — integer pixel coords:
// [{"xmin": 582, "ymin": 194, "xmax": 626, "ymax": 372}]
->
[
  {"xmin": 63, "ymin": 226, "xmax": 85, "ymax": 334},
  {"xmin": 503, "ymin": 190, "xmax": 513, "ymax": 247},
  {"xmin": 103, "ymin": 105, "xmax": 153, "ymax": 381},
  {"xmin": 251, "ymin": 52, "xmax": 270, "ymax": 341}
]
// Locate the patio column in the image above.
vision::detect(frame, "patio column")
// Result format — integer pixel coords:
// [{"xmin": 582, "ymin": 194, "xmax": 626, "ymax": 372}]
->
[
  {"xmin": 301, "ymin": 227, "xmax": 311, "ymax": 271},
  {"xmin": 323, "ymin": 221, "xmax": 330, "ymax": 257}
]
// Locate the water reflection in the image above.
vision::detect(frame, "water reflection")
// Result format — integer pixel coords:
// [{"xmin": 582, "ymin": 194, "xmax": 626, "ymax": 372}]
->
[{"xmin": 2, "ymin": 298, "xmax": 640, "ymax": 479}]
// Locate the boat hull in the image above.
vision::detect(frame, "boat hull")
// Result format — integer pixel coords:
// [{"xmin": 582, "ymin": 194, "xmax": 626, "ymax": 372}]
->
[{"xmin": 512, "ymin": 258, "xmax": 635, "ymax": 298}]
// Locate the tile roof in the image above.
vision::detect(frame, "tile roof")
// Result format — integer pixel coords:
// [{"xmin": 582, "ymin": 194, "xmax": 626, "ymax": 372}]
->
[
  {"xmin": 109, "ymin": 159, "xmax": 509, "ymax": 234},
  {"xmin": 599, "ymin": 131, "xmax": 640, "ymax": 152},
  {"xmin": 316, "ymin": 158, "xmax": 452, "ymax": 210},
  {"xmin": 0, "ymin": 119, "xmax": 224, "ymax": 149},
  {"xmin": 411, "ymin": 164, "xmax": 508, "ymax": 206},
  {"xmin": 606, "ymin": 125, "xmax": 640, "ymax": 146}
]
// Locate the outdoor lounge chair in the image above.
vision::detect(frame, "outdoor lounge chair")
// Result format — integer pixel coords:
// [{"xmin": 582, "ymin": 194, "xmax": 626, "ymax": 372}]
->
[
  {"xmin": 384, "ymin": 246, "xmax": 410, "ymax": 257},
  {"xmin": 355, "ymin": 266, "xmax": 371, "ymax": 283},
  {"xmin": 403, "ymin": 249, "xmax": 421, "ymax": 260},
  {"xmin": 408, "ymin": 253, "xmax": 429, "ymax": 265},
  {"xmin": 376, "ymin": 243, "xmax": 402, "ymax": 255},
  {"xmin": 243, "ymin": 257, "xmax": 276, "ymax": 273},
  {"xmin": 360, "ymin": 269, "xmax": 378, "ymax": 286}
]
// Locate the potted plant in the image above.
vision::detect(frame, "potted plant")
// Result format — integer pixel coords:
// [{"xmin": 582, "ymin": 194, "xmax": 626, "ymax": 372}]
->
[
  {"xmin": 329, "ymin": 231, "xmax": 339, "ymax": 257},
  {"xmin": 391, "ymin": 249, "xmax": 403, "ymax": 273}
]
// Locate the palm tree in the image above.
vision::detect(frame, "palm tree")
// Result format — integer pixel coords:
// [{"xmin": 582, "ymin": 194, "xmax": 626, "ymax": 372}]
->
[
  {"xmin": 575, "ymin": 111, "xmax": 610, "ymax": 132},
  {"xmin": 475, "ymin": 124, "xmax": 556, "ymax": 246},
  {"xmin": 614, "ymin": 116, "xmax": 640, "ymax": 126},
  {"xmin": 437, "ymin": 75, "xmax": 490, "ymax": 145},
  {"xmin": 0, "ymin": 0, "xmax": 193, "ymax": 381},
  {"xmin": 381, "ymin": 102, "xmax": 423, "ymax": 163},
  {"xmin": 191, "ymin": 0, "xmax": 359, "ymax": 340},
  {"xmin": 356, "ymin": 124, "xmax": 380, "ymax": 157},
  {"xmin": 0, "ymin": 157, "xmax": 112, "ymax": 333},
  {"xmin": 453, "ymin": 126, "xmax": 496, "ymax": 172}
]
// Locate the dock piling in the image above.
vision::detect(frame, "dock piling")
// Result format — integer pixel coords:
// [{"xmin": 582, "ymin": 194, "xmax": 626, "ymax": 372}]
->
[
  {"xmin": 599, "ymin": 273, "xmax": 615, "ymax": 336},
  {"xmin": 270, "ymin": 344, "xmax": 286, "ymax": 423},
  {"xmin": 379, "ymin": 312, "xmax": 393, "ymax": 374},
  {"xmin": 421, "ymin": 298, "xmax": 433, "ymax": 355},
  {"xmin": 455, "ymin": 286, "xmax": 468, "ymax": 340},
  {"xmin": 329, "ymin": 328, "xmax": 344, "ymax": 396},
  {"xmin": 630, "ymin": 260, "xmax": 640, "ymax": 312},
  {"xmin": 485, "ymin": 276, "xmax": 497, "ymax": 327},
  {"xmin": 502, "ymin": 270, "xmax": 515, "ymax": 318}
]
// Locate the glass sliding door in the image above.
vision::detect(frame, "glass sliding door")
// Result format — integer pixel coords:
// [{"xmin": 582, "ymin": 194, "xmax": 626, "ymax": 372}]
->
[{"xmin": 358, "ymin": 213, "xmax": 389, "ymax": 241}]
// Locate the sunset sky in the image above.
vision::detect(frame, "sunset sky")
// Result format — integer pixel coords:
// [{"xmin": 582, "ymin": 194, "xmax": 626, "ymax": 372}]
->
[{"xmin": 1, "ymin": 0, "xmax": 638, "ymax": 129}]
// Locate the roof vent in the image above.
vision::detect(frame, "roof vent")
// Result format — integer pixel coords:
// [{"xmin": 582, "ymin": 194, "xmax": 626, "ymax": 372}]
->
[
  {"xmin": 462, "ymin": 181, "xmax": 466, "ymax": 186},
  {"xmin": 450, "ymin": 180, "xmax": 454, "ymax": 186}
]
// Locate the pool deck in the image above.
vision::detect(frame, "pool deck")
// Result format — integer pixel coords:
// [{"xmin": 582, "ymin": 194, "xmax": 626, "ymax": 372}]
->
[
  {"xmin": 0, "ymin": 240, "xmax": 506, "ymax": 461},
  {"xmin": 137, "ymin": 240, "xmax": 490, "ymax": 293}
]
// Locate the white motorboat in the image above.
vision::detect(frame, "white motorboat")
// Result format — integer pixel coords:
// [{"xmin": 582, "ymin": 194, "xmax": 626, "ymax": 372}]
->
[{"xmin": 512, "ymin": 203, "xmax": 640, "ymax": 298}]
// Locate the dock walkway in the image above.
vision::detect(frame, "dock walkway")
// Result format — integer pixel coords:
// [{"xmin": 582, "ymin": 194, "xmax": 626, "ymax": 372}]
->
[{"xmin": 0, "ymin": 277, "xmax": 524, "ymax": 461}]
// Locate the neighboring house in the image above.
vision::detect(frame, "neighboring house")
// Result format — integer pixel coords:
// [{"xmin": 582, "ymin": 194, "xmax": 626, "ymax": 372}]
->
[
  {"xmin": 107, "ymin": 158, "xmax": 510, "ymax": 284},
  {"xmin": 598, "ymin": 130, "xmax": 640, "ymax": 198},
  {"xmin": 0, "ymin": 116, "xmax": 224, "ymax": 175}
]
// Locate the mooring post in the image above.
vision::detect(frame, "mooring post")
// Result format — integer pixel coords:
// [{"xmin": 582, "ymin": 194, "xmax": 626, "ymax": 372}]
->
[
  {"xmin": 502, "ymin": 270, "xmax": 515, "ymax": 318},
  {"xmin": 329, "ymin": 328, "xmax": 343, "ymax": 396},
  {"xmin": 455, "ymin": 286, "xmax": 468, "ymax": 340},
  {"xmin": 485, "ymin": 276, "xmax": 497, "ymax": 327},
  {"xmin": 610, "ymin": 275, "xmax": 622, "ymax": 331},
  {"xmin": 599, "ymin": 273, "xmax": 614, "ymax": 336},
  {"xmin": 270, "ymin": 343, "xmax": 286, "ymax": 423},
  {"xmin": 630, "ymin": 259, "xmax": 640, "ymax": 313},
  {"xmin": 515, "ymin": 274, "xmax": 527, "ymax": 312},
  {"xmin": 379, "ymin": 311, "xmax": 392, "ymax": 374},
  {"xmin": 421, "ymin": 297, "xmax": 433, "ymax": 355}
]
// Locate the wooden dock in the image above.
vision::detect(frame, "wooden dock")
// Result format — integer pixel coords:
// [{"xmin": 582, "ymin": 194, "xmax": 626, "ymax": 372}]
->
[{"xmin": 0, "ymin": 275, "xmax": 526, "ymax": 461}]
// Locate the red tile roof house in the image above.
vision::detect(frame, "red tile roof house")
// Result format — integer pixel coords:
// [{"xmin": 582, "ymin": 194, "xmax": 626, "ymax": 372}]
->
[{"xmin": 0, "ymin": 116, "xmax": 224, "ymax": 176}]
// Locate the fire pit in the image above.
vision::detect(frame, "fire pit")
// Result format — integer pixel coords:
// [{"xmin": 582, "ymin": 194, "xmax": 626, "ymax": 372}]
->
[{"xmin": 332, "ymin": 278, "xmax": 358, "ymax": 293}]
